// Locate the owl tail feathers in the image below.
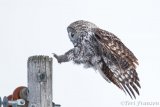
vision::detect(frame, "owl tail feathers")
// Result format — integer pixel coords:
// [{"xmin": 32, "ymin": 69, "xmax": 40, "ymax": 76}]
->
[
  {"xmin": 100, "ymin": 63, "xmax": 126, "ymax": 90},
  {"xmin": 101, "ymin": 63, "xmax": 140, "ymax": 99},
  {"xmin": 119, "ymin": 82, "xmax": 140, "ymax": 99}
]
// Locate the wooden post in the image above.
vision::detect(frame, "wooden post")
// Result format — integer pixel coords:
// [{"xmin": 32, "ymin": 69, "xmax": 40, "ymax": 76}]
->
[{"xmin": 27, "ymin": 56, "xmax": 53, "ymax": 107}]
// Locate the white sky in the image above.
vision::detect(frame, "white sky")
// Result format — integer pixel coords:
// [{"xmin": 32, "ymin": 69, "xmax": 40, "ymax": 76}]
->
[{"xmin": 0, "ymin": 0, "xmax": 160, "ymax": 107}]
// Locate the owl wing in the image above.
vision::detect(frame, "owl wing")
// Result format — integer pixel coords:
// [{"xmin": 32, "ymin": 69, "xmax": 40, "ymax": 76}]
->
[{"xmin": 93, "ymin": 28, "xmax": 140, "ymax": 99}]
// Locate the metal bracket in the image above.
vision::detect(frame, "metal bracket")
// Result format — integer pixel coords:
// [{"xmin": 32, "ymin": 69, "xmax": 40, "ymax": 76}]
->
[
  {"xmin": 0, "ymin": 96, "xmax": 25, "ymax": 107},
  {"xmin": 37, "ymin": 71, "xmax": 47, "ymax": 82},
  {"xmin": 52, "ymin": 102, "xmax": 61, "ymax": 107},
  {"xmin": 8, "ymin": 99, "xmax": 25, "ymax": 106}
]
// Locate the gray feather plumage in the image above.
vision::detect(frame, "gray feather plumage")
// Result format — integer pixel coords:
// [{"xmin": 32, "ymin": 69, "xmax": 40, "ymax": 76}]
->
[{"xmin": 53, "ymin": 20, "xmax": 140, "ymax": 99}]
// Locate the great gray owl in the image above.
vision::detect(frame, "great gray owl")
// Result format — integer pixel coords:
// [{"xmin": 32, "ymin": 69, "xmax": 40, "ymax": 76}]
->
[{"xmin": 53, "ymin": 20, "xmax": 140, "ymax": 99}]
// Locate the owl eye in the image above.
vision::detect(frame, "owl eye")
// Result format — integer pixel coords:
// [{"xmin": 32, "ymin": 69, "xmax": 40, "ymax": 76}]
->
[{"xmin": 71, "ymin": 33, "xmax": 74, "ymax": 37}]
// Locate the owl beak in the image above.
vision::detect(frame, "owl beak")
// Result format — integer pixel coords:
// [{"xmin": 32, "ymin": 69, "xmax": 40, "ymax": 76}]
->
[{"xmin": 73, "ymin": 43, "xmax": 78, "ymax": 47}]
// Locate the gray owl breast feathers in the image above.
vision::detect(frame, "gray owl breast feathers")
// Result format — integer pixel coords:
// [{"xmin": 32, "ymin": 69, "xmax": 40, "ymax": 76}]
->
[{"xmin": 53, "ymin": 20, "xmax": 140, "ymax": 99}]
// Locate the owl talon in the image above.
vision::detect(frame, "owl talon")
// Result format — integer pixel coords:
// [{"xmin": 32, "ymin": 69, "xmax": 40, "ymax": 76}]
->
[
  {"xmin": 52, "ymin": 53, "xmax": 58, "ymax": 58},
  {"xmin": 52, "ymin": 53, "xmax": 61, "ymax": 63}
]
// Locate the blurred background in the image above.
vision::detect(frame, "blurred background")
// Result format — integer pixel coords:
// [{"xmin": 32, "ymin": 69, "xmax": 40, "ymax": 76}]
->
[{"xmin": 0, "ymin": 0, "xmax": 160, "ymax": 107}]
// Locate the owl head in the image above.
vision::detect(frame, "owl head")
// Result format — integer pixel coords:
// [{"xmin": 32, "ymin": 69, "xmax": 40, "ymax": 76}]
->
[{"xmin": 67, "ymin": 20, "xmax": 97, "ymax": 47}]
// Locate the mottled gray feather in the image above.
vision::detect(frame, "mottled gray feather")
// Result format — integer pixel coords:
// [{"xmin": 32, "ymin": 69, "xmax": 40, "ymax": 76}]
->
[{"xmin": 53, "ymin": 20, "xmax": 140, "ymax": 99}]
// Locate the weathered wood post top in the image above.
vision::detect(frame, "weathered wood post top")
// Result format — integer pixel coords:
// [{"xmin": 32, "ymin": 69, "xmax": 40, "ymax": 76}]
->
[{"xmin": 27, "ymin": 55, "xmax": 53, "ymax": 107}]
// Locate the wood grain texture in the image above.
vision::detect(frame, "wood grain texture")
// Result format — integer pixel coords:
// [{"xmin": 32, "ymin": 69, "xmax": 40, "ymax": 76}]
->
[{"xmin": 27, "ymin": 56, "xmax": 53, "ymax": 107}]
